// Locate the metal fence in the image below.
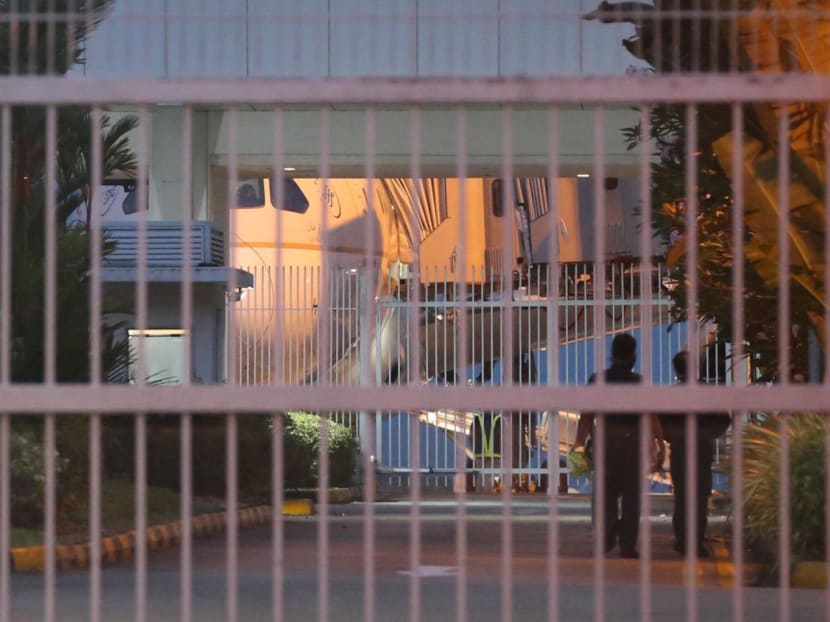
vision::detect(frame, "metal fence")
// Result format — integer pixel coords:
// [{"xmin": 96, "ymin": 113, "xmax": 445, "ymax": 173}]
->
[
  {"xmin": 2, "ymin": 2, "xmax": 830, "ymax": 622},
  {"xmin": 236, "ymin": 261, "xmax": 697, "ymax": 492}
]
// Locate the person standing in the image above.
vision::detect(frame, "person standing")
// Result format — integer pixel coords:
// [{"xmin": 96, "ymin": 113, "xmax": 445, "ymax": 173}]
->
[
  {"xmin": 510, "ymin": 353, "xmax": 538, "ymax": 492},
  {"xmin": 574, "ymin": 333, "xmax": 661, "ymax": 559},
  {"xmin": 660, "ymin": 349, "xmax": 730, "ymax": 558}
]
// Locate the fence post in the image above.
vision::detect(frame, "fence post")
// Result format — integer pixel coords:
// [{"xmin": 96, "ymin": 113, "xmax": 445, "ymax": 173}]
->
[{"xmin": 358, "ymin": 268, "xmax": 374, "ymax": 488}]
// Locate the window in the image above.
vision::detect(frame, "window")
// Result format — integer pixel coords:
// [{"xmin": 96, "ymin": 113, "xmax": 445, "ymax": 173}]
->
[
  {"xmin": 491, "ymin": 178, "xmax": 504, "ymax": 217},
  {"xmin": 269, "ymin": 177, "xmax": 310, "ymax": 214},
  {"xmin": 128, "ymin": 329, "xmax": 188, "ymax": 385},
  {"xmin": 234, "ymin": 179, "xmax": 266, "ymax": 208}
]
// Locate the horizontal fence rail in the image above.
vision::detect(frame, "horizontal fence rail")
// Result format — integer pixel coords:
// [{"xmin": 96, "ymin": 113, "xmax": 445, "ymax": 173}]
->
[{"xmin": 2, "ymin": 74, "xmax": 830, "ymax": 104}]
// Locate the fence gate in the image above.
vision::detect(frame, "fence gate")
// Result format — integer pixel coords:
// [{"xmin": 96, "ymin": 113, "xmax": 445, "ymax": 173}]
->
[{"xmin": 1, "ymin": 3, "xmax": 829, "ymax": 622}]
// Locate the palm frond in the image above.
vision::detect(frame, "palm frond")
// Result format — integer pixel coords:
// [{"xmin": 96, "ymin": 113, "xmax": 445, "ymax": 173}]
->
[{"xmin": 0, "ymin": 1, "xmax": 115, "ymax": 75}]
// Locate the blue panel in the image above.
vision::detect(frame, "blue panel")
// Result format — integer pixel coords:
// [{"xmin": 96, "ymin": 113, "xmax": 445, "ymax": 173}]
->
[
  {"xmin": 534, "ymin": 322, "xmax": 690, "ymax": 386},
  {"xmin": 380, "ymin": 413, "xmax": 457, "ymax": 470}
]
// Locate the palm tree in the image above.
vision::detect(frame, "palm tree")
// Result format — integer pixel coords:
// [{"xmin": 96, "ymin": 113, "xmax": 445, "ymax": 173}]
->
[
  {"xmin": 2, "ymin": 1, "xmax": 138, "ymax": 382},
  {"xmin": 587, "ymin": 1, "xmax": 829, "ymax": 382},
  {"xmin": 1, "ymin": 1, "xmax": 138, "ymax": 525},
  {"xmin": 0, "ymin": 0, "xmax": 115, "ymax": 75}
]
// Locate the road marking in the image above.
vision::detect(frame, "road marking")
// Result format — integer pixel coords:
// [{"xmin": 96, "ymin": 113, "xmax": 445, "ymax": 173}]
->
[
  {"xmin": 397, "ymin": 565, "xmax": 457, "ymax": 578},
  {"xmin": 712, "ymin": 540, "xmax": 734, "ymax": 588}
]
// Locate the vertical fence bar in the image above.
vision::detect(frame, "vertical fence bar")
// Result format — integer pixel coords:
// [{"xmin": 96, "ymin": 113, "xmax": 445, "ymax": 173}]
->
[
  {"xmin": 225, "ymin": 412, "xmax": 239, "ymax": 622},
  {"xmin": 43, "ymin": 412, "xmax": 56, "ymax": 621},
  {"xmin": 454, "ymin": 105, "xmax": 469, "ymax": 622},
  {"xmin": 135, "ymin": 105, "xmax": 150, "ymax": 386},
  {"xmin": 226, "ymin": 105, "xmax": 240, "ymax": 385},
  {"xmin": 638, "ymin": 103, "xmax": 654, "ymax": 622},
  {"xmin": 0, "ymin": 105, "xmax": 9, "ymax": 388},
  {"xmin": 0, "ymin": 413, "xmax": 8, "ymax": 622},
  {"xmin": 777, "ymin": 109, "xmax": 791, "ymax": 387},
  {"xmin": 89, "ymin": 412, "xmax": 102, "ymax": 622},
  {"xmin": 180, "ymin": 103, "xmax": 195, "ymax": 622},
  {"xmin": 361, "ymin": 105, "xmax": 378, "ymax": 622},
  {"xmin": 43, "ymin": 104, "xmax": 57, "ymax": 387},
  {"xmin": 272, "ymin": 107, "xmax": 286, "ymax": 622},
  {"xmin": 135, "ymin": 413, "xmax": 147, "ymax": 622},
  {"xmin": 180, "ymin": 412, "xmax": 193, "ymax": 622},
  {"xmin": 776, "ymin": 108, "xmax": 791, "ymax": 622},
  {"xmin": 591, "ymin": 105, "xmax": 607, "ymax": 622},
  {"xmin": 825, "ymin": 104, "xmax": 830, "ymax": 614},
  {"xmin": 0, "ymin": 413, "xmax": 12, "ymax": 622},
  {"xmin": 225, "ymin": 105, "xmax": 240, "ymax": 622},
  {"xmin": 684, "ymin": 102, "xmax": 700, "ymax": 622},
  {"xmin": 546, "ymin": 104, "xmax": 561, "ymax": 622},
  {"xmin": 134, "ymin": 104, "xmax": 151, "ymax": 622},
  {"xmin": 42, "ymin": 100, "xmax": 58, "ymax": 620},
  {"xmin": 0, "ymin": 102, "xmax": 10, "ymax": 622},
  {"xmin": 730, "ymin": 101, "xmax": 745, "ymax": 622},
  {"xmin": 408, "ymin": 105, "xmax": 423, "ymax": 622},
  {"xmin": 499, "ymin": 104, "xmax": 514, "ymax": 622},
  {"xmin": 272, "ymin": 411, "xmax": 285, "ymax": 622},
  {"xmin": 317, "ymin": 105, "xmax": 331, "ymax": 622},
  {"xmin": 88, "ymin": 105, "xmax": 104, "ymax": 622}
]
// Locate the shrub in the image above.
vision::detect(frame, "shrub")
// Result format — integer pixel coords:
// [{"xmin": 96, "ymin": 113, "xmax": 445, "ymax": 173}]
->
[
  {"xmin": 106, "ymin": 412, "xmax": 357, "ymax": 499},
  {"xmin": 105, "ymin": 415, "xmax": 273, "ymax": 502},
  {"xmin": 10, "ymin": 420, "xmax": 77, "ymax": 528},
  {"xmin": 283, "ymin": 411, "xmax": 358, "ymax": 489},
  {"xmin": 742, "ymin": 412, "xmax": 825, "ymax": 563},
  {"xmin": 10, "ymin": 426, "xmax": 47, "ymax": 526}
]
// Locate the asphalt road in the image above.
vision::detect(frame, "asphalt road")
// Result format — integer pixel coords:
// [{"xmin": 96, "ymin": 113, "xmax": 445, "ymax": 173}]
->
[{"xmin": 9, "ymin": 496, "xmax": 826, "ymax": 622}]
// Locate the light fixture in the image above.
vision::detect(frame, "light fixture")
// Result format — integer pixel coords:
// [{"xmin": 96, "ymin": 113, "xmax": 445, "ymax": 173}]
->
[
  {"xmin": 128, "ymin": 329, "xmax": 187, "ymax": 337},
  {"xmin": 283, "ymin": 166, "xmax": 296, "ymax": 172},
  {"xmin": 576, "ymin": 173, "xmax": 591, "ymax": 178}
]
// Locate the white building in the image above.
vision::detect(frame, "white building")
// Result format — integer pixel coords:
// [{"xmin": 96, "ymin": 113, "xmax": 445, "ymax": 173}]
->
[{"xmin": 75, "ymin": 1, "xmax": 655, "ymax": 384}]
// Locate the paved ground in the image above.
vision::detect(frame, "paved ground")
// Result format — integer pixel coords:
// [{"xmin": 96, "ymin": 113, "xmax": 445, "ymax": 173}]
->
[{"xmin": 9, "ymin": 495, "xmax": 827, "ymax": 621}]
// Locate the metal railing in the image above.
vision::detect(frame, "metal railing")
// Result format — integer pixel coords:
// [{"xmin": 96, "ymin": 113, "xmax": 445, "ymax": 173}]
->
[{"xmin": 233, "ymin": 261, "xmax": 721, "ymax": 492}]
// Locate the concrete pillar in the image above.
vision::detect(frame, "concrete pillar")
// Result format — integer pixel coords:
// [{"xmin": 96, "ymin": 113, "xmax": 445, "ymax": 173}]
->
[{"xmin": 147, "ymin": 108, "xmax": 210, "ymax": 222}]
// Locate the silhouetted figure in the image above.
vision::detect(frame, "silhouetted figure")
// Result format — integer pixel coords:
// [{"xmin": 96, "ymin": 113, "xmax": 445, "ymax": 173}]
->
[
  {"xmin": 660, "ymin": 349, "xmax": 730, "ymax": 558},
  {"xmin": 509, "ymin": 353, "xmax": 538, "ymax": 492},
  {"xmin": 575, "ymin": 333, "xmax": 662, "ymax": 559}
]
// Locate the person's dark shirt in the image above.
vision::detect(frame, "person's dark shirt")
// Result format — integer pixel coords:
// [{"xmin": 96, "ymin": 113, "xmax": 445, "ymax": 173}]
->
[{"xmin": 587, "ymin": 362, "xmax": 642, "ymax": 433}]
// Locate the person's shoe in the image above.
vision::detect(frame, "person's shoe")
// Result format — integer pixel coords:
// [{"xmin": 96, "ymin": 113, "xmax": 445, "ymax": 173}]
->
[{"xmin": 619, "ymin": 548, "xmax": 639, "ymax": 559}]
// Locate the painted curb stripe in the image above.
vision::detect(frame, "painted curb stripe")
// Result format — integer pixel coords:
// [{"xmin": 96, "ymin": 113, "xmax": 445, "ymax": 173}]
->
[
  {"xmin": 283, "ymin": 499, "xmax": 313, "ymax": 516},
  {"xmin": 713, "ymin": 540, "xmax": 827, "ymax": 589},
  {"xmin": 791, "ymin": 562, "xmax": 827, "ymax": 589},
  {"xmin": 9, "ymin": 504, "xmax": 303, "ymax": 572},
  {"xmin": 712, "ymin": 540, "xmax": 734, "ymax": 588},
  {"xmin": 10, "ymin": 547, "xmax": 45, "ymax": 572}
]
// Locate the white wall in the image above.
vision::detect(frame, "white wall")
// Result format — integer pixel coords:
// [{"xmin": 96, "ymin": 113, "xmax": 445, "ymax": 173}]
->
[
  {"xmin": 205, "ymin": 107, "xmax": 643, "ymax": 178},
  {"xmin": 81, "ymin": 0, "xmax": 648, "ymax": 78},
  {"xmin": 106, "ymin": 282, "xmax": 227, "ymax": 384}
]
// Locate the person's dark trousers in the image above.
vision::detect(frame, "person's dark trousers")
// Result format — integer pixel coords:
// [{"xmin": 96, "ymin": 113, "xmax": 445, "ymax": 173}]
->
[
  {"xmin": 669, "ymin": 436, "xmax": 715, "ymax": 552},
  {"xmin": 599, "ymin": 433, "xmax": 641, "ymax": 553}
]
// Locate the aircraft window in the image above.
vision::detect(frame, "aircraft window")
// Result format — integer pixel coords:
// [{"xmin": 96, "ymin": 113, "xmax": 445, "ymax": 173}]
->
[
  {"xmin": 491, "ymin": 179, "xmax": 503, "ymax": 217},
  {"xmin": 270, "ymin": 177, "xmax": 310, "ymax": 214},
  {"xmin": 234, "ymin": 179, "xmax": 266, "ymax": 208}
]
